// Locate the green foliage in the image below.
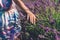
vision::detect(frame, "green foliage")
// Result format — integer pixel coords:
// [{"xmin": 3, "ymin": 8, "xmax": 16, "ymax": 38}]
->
[{"xmin": 22, "ymin": 0, "xmax": 60, "ymax": 40}]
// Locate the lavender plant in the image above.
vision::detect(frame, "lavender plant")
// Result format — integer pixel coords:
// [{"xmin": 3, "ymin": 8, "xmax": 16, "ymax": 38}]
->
[{"xmin": 20, "ymin": 0, "xmax": 60, "ymax": 40}]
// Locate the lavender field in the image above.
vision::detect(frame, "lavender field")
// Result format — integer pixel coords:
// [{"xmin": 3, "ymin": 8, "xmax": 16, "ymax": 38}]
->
[{"xmin": 20, "ymin": 0, "xmax": 60, "ymax": 40}]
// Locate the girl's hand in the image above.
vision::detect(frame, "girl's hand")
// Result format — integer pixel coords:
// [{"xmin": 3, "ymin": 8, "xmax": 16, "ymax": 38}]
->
[
  {"xmin": 14, "ymin": 0, "xmax": 36, "ymax": 24},
  {"xmin": 27, "ymin": 13, "xmax": 36, "ymax": 24}
]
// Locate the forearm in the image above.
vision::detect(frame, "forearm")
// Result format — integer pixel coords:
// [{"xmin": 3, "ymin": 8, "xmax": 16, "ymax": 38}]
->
[{"xmin": 13, "ymin": 0, "xmax": 33, "ymax": 14}]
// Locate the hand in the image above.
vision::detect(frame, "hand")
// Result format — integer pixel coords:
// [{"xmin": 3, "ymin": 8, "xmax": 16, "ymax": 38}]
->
[
  {"xmin": 27, "ymin": 13, "xmax": 36, "ymax": 24},
  {"xmin": 16, "ymin": 0, "xmax": 36, "ymax": 24}
]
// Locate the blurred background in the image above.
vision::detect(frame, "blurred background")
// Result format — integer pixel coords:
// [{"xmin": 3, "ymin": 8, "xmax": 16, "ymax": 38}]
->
[{"xmin": 18, "ymin": 0, "xmax": 60, "ymax": 40}]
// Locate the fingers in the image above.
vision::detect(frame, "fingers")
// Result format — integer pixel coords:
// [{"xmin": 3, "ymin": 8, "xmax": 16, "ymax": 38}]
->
[
  {"xmin": 33, "ymin": 15, "xmax": 36, "ymax": 24},
  {"xmin": 33, "ymin": 16, "xmax": 36, "ymax": 24},
  {"xmin": 27, "ymin": 13, "xmax": 36, "ymax": 24},
  {"xmin": 30, "ymin": 15, "xmax": 33, "ymax": 24},
  {"xmin": 30, "ymin": 14, "xmax": 36, "ymax": 24}
]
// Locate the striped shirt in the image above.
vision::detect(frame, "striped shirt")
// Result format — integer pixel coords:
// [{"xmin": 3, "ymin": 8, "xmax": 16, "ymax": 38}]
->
[{"xmin": 0, "ymin": 0, "xmax": 21, "ymax": 40}]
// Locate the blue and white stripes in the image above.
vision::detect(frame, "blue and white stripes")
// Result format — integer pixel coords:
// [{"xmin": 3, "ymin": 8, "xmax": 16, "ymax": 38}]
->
[{"xmin": 0, "ymin": 9, "xmax": 21, "ymax": 40}]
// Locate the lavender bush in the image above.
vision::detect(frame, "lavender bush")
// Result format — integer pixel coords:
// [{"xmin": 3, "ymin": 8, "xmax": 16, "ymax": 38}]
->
[{"xmin": 20, "ymin": 0, "xmax": 60, "ymax": 40}]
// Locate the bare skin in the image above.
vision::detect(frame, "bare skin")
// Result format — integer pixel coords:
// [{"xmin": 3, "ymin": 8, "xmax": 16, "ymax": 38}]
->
[
  {"xmin": 1, "ymin": 0, "xmax": 36, "ymax": 40},
  {"xmin": 0, "ymin": 0, "xmax": 36, "ymax": 40},
  {"xmin": 0, "ymin": 0, "xmax": 36, "ymax": 24},
  {"xmin": 13, "ymin": 0, "xmax": 36, "ymax": 40},
  {"xmin": 13, "ymin": 0, "xmax": 36, "ymax": 24}
]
